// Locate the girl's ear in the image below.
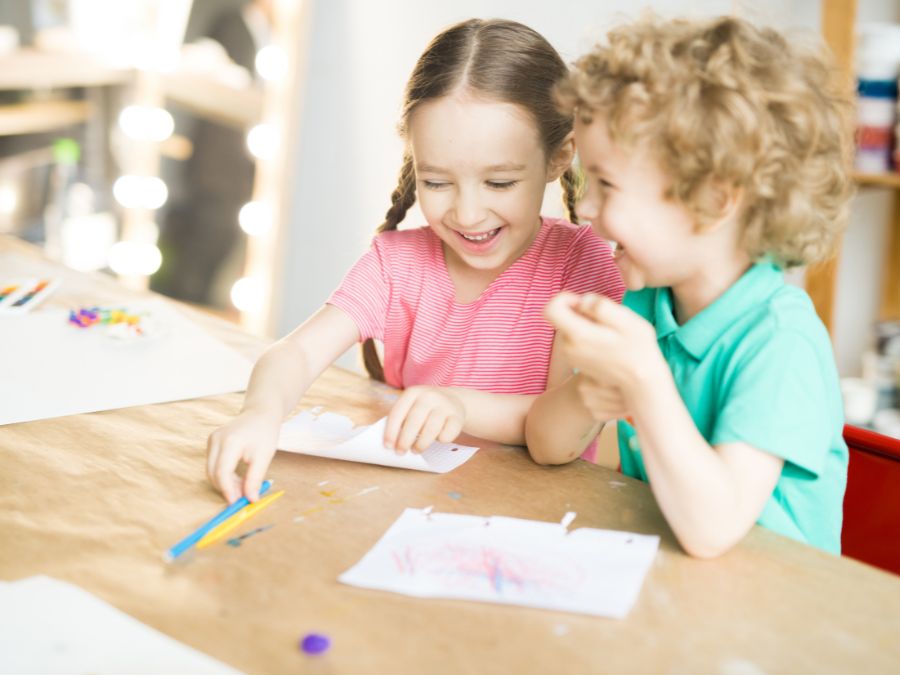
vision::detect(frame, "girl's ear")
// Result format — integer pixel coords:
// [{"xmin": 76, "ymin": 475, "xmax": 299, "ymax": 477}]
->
[{"xmin": 547, "ymin": 132, "xmax": 575, "ymax": 183}]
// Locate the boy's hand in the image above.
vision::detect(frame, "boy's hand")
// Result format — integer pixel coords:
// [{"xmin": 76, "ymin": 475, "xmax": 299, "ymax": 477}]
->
[
  {"xmin": 545, "ymin": 292, "xmax": 666, "ymax": 405},
  {"xmin": 574, "ymin": 373, "xmax": 631, "ymax": 421},
  {"xmin": 384, "ymin": 386, "xmax": 465, "ymax": 453},
  {"xmin": 207, "ymin": 411, "xmax": 281, "ymax": 504}
]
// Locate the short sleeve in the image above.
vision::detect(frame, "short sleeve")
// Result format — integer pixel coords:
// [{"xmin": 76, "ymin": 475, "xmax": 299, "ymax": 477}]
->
[
  {"xmin": 326, "ymin": 238, "xmax": 391, "ymax": 342},
  {"xmin": 563, "ymin": 228, "xmax": 625, "ymax": 302},
  {"xmin": 712, "ymin": 332, "xmax": 831, "ymax": 477}
]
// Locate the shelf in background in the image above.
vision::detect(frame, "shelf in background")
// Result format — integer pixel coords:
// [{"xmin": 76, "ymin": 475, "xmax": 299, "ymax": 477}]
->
[
  {"xmin": 162, "ymin": 71, "xmax": 263, "ymax": 129},
  {"xmin": 855, "ymin": 172, "xmax": 900, "ymax": 189},
  {"xmin": 0, "ymin": 100, "xmax": 92, "ymax": 136},
  {"xmin": 0, "ymin": 49, "xmax": 129, "ymax": 90}
]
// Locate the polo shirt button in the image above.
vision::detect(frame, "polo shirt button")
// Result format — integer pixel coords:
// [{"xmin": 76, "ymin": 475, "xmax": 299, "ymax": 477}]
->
[{"xmin": 629, "ymin": 436, "xmax": 640, "ymax": 451}]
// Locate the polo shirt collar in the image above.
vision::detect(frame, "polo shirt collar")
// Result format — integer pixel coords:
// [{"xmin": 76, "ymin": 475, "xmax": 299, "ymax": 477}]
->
[{"xmin": 652, "ymin": 261, "xmax": 784, "ymax": 360}]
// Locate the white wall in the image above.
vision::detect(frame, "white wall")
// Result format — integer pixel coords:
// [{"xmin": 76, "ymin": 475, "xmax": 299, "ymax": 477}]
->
[{"xmin": 274, "ymin": 0, "xmax": 895, "ymax": 376}]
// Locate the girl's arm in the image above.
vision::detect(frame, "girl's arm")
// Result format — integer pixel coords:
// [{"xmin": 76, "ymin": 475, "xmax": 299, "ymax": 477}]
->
[
  {"xmin": 524, "ymin": 326, "xmax": 611, "ymax": 465},
  {"xmin": 207, "ymin": 305, "xmax": 359, "ymax": 503},
  {"xmin": 525, "ymin": 377, "xmax": 605, "ymax": 465},
  {"xmin": 383, "ymin": 385, "xmax": 537, "ymax": 450},
  {"xmin": 383, "ymin": 332, "xmax": 584, "ymax": 451},
  {"xmin": 624, "ymin": 360, "xmax": 784, "ymax": 558}
]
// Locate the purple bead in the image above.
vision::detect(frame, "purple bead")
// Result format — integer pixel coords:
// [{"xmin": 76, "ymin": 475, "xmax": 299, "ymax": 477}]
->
[{"xmin": 300, "ymin": 633, "xmax": 330, "ymax": 655}]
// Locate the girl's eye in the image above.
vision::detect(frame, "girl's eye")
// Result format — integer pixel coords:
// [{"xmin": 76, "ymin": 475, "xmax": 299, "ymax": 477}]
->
[
  {"xmin": 598, "ymin": 178, "xmax": 614, "ymax": 190},
  {"xmin": 422, "ymin": 180, "xmax": 449, "ymax": 190},
  {"xmin": 487, "ymin": 180, "xmax": 518, "ymax": 190}
]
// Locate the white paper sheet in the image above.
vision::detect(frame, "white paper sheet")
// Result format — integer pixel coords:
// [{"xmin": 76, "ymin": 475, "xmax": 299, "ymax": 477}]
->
[
  {"xmin": 0, "ymin": 576, "xmax": 242, "ymax": 674},
  {"xmin": 0, "ymin": 300, "xmax": 253, "ymax": 426},
  {"xmin": 339, "ymin": 508, "xmax": 659, "ymax": 618},
  {"xmin": 277, "ymin": 409, "xmax": 478, "ymax": 473}
]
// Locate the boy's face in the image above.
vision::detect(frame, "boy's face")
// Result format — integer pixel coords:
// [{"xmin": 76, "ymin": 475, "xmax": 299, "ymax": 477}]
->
[
  {"xmin": 408, "ymin": 94, "xmax": 559, "ymax": 280},
  {"xmin": 573, "ymin": 114, "xmax": 707, "ymax": 293}
]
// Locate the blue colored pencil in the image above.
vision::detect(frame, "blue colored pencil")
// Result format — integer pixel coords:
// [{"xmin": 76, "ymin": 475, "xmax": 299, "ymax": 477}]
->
[{"xmin": 165, "ymin": 480, "xmax": 272, "ymax": 562}]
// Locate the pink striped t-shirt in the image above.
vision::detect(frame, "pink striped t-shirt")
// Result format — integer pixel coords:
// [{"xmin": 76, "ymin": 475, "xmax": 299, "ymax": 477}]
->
[{"xmin": 328, "ymin": 217, "xmax": 624, "ymax": 396}]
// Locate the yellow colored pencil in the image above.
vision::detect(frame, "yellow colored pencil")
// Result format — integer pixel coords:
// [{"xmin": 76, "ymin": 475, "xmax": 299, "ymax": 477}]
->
[{"xmin": 197, "ymin": 490, "xmax": 284, "ymax": 549}]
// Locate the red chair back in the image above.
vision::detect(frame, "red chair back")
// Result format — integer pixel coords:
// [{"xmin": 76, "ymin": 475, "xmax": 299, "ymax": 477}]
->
[{"xmin": 842, "ymin": 424, "xmax": 900, "ymax": 576}]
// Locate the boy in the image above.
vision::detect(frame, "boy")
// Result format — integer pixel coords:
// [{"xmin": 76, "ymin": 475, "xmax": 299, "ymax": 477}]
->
[{"xmin": 526, "ymin": 16, "xmax": 855, "ymax": 557}]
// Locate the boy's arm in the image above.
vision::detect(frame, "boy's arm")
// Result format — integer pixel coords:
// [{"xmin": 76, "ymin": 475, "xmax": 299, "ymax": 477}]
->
[
  {"xmin": 207, "ymin": 304, "xmax": 359, "ymax": 502},
  {"xmin": 627, "ymin": 361, "xmax": 784, "ymax": 558},
  {"xmin": 547, "ymin": 292, "xmax": 787, "ymax": 557}
]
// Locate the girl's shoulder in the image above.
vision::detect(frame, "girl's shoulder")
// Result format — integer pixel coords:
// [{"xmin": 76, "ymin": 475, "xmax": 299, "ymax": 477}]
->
[
  {"xmin": 372, "ymin": 225, "xmax": 443, "ymax": 277},
  {"xmin": 536, "ymin": 217, "xmax": 612, "ymax": 258},
  {"xmin": 372, "ymin": 225, "xmax": 438, "ymax": 256}
]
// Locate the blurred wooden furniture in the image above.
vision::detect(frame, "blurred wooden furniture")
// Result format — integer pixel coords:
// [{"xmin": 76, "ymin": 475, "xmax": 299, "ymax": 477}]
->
[
  {"xmin": 810, "ymin": 0, "xmax": 900, "ymax": 330},
  {"xmin": 0, "ymin": 48, "xmax": 128, "ymax": 137}
]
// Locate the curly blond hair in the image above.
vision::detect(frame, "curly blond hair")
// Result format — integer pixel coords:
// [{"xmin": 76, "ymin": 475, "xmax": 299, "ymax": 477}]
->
[{"xmin": 557, "ymin": 15, "xmax": 855, "ymax": 267}]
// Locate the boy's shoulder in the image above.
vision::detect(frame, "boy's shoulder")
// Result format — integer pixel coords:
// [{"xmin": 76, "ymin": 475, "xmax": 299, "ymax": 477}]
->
[
  {"xmin": 626, "ymin": 266, "xmax": 832, "ymax": 359},
  {"xmin": 736, "ymin": 281, "xmax": 828, "ymax": 347}
]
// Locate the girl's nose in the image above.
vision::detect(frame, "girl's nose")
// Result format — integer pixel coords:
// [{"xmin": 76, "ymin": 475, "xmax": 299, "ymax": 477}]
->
[{"xmin": 453, "ymin": 190, "xmax": 487, "ymax": 228}]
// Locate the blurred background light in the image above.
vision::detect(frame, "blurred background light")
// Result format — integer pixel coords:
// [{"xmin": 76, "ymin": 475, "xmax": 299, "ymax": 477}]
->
[
  {"xmin": 230, "ymin": 276, "xmax": 264, "ymax": 312},
  {"xmin": 238, "ymin": 200, "xmax": 272, "ymax": 237},
  {"xmin": 113, "ymin": 175, "xmax": 168, "ymax": 210},
  {"xmin": 255, "ymin": 45, "xmax": 288, "ymax": 82},
  {"xmin": 118, "ymin": 105, "xmax": 175, "ymax": 142},
  {"xmin": 246, "ymin": 123, "xmax": 278, "ymax": 160},
  {"xmin": 108, "ymin": 240, "xmax": 162, "ymax": 276}
]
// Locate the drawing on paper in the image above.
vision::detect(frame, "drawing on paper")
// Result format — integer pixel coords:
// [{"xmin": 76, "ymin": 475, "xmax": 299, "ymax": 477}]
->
[{"xmin": 391, "ymin": 543, "xmax": 586, "ymax": 596}]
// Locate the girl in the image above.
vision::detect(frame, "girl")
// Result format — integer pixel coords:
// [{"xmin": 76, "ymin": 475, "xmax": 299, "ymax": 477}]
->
[
  {"xmin": 208, "ymin": 18, "xmax": 624, "ymax": 504},
  {"xmin": 526, "ymin": 16, "xmax": 853, "ymax": 557}
]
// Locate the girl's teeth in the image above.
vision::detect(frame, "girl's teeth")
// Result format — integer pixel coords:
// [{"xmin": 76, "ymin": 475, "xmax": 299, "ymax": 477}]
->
[{"xmin": 461, "ymin": 228, "xmax": 498, "ymax": 242}]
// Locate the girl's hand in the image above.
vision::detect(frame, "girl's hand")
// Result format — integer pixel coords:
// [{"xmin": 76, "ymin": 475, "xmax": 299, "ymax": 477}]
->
[
  {"xmin": 545, "ymin": 292, "xmax": 666, "ymax": 405},
  {"xmin": 207, "ymin": 411, "xmax": 281, "ymax": 504},
  {"xmin": 384, "ymin": 386, "xmax": 465, "ymax": 453}
]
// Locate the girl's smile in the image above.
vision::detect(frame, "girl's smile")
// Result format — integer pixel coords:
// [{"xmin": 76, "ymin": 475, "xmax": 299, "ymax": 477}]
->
[
  {"xmin": 408, "ymin": 93, "xmax": 564, "ymax": 296},
  {"xmin": 454, "ymin": 226, "xmax": 504, "ymax": 251}
]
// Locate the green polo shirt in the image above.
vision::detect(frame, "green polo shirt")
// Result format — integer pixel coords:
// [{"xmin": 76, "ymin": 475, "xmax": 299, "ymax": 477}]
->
[{"xmin": 618, "ymin": 261, "xmax": 847, "ymax": 554}]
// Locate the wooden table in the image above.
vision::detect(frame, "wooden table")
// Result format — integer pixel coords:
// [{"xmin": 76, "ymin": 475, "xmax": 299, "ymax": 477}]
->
[{"xmin": 1, "ymin": 236, "xmax": 898, "ymax": 674}]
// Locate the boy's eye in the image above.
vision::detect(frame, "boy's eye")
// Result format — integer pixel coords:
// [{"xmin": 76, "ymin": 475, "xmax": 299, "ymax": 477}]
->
[{"xmin": 486, "ymin": 180, "xmax": 518, "ymax": 190}]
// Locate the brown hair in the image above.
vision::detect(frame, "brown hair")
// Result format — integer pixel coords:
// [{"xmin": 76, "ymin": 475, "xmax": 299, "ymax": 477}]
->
[
  {"xmin": 557, "ymin": 15, "xmax": 855, "ymax": 269},
  {"xmin": 363, "ymin": 18, "xmax": 577, "ymax": 381}
]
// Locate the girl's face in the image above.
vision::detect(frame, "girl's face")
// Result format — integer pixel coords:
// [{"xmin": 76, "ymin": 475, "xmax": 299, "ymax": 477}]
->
[
  {"xmin": 408, "ymin": 94, "xmax": 563, "ymax": 278},
  {"xmin": 573, "ymin": 115, "xmax": 704, "ymax": 292}
]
